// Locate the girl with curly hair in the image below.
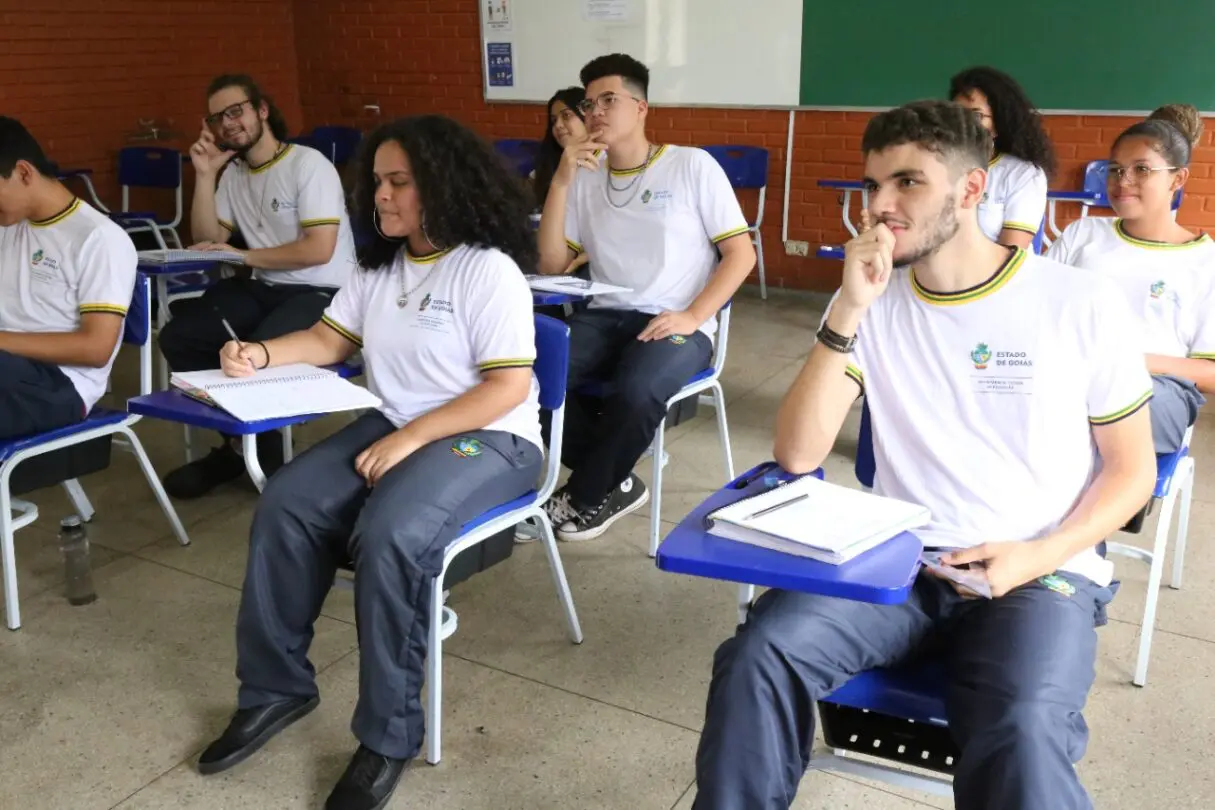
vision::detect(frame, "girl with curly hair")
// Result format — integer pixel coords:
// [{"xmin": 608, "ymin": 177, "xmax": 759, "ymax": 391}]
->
[
  {"xmin": 194, "ymin": 115, "xmax": 544, "ymax": 810},
  {"xmin": 950, "ymin": 66, "xmax": 1056, "ymax": 249},
  {"xmin": 1048, "ymin": 107, "xmax": 1211, "ymax": 455}
]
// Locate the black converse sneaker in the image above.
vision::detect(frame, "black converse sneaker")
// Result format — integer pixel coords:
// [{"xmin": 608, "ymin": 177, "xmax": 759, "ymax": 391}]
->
[
  {"xmin": 557, "ymin": 474, "xmax": 650, "ymax": 542},
  {"xmin": 516, "ymin": 488, "xmax": 579, "ymax": 542}
]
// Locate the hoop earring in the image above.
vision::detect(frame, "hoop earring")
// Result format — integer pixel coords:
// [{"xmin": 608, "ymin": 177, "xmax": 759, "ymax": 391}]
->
[{"xmin": 372, "ymin": 209, "xmax": 405, "ymax": 242}]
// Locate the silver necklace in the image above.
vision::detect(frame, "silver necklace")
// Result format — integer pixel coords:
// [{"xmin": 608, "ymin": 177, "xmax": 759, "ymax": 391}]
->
[
  {"xmin": 398, "ymin": 259, "xmax": 439, "ymax": 308},
  {"xmin": 253, "ymin": 144, "xmax": 287, "ymax": 229},
  {"xmin": 605, "ymin": 145, "xmax": 656, "ymax": 209}
]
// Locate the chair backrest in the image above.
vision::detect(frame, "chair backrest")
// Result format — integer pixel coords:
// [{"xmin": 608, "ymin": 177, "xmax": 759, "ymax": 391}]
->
[
  {"xmin": 310, "ymin": 126, "xmax": 363, "ymax": 164},
  {"xmin": 494, "ymin": 139, "xmax": 541, "ymax": 178},
  {"xmin": 533, "ymin": 313, "xmax": 570, "ymax": 501},
  {"xmin": 1082, "ymin": 160, "xmax": 1111, "ymax": 208},
  {"xmin": 118, "ymin": 147, "xmax": 182, "ymax": 190},
  {"xmin": 124, "ymin": 272, "xmax": 151, "ymax": 347},
  {"xmin": 856, "ymin": 400, "xmax": 876, "ymax": 489},
  {"xmin": 286, "ymin": 133, "xmax": 320, "ymax": 151},
  {"xmin": 1031, "ymin": 217, "xmax": 1046, "ymax": 254},
  {"xmin": 711, "ymin": 302, "xmax": 733, "ymax": 377},
  {"xmin": 702, "ymin": 145, "xmax": 769, "ymax": 190}
]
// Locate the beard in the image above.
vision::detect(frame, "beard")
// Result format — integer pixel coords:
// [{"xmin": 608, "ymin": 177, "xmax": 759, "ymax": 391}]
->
[
  {"xmin": 225, "ymin": 119, "xmax": 265, "ymax": 158},
  {"xmin": 892, "ymin": 193, "xmax": 960, "ymax": 266}
]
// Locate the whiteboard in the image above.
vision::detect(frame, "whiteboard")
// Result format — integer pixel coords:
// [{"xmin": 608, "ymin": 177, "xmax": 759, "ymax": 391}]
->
[{"xmin": 479, "ymin": 0, "xmax": 803, "ymax": 108}]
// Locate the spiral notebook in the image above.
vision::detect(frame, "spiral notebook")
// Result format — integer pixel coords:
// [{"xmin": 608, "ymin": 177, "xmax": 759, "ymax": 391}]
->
[
  {"xmin": 170, "ymin": 363, "xmax": 382, "ymax": 422},
  {"xmin": 705, "ymin": 476, "xmax": 930, "ymax": 565},
  {"xmin": 138, "ymin": 249, "xmax": 246, "ymax": 264}
]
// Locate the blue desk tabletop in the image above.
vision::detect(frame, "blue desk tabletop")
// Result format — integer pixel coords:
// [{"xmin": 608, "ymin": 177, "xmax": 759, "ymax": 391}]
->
[
  {"xmin": 817, "ymin": 179, "xmax": 865, "ymax": 190},
  {"xmin": 137, "ymin": 259, "xmax": 224, "ymax": 275},
  {"xmin": 656, "ymin": 462, "xmax": 923, "ymax": 604},
  {"xmin": 1047, "ymin": 190, "xmax": 1103, "ymax": 203},
  {"xmin": 532, "ymin": 291, "xmax": 581, "ymax": 307}
]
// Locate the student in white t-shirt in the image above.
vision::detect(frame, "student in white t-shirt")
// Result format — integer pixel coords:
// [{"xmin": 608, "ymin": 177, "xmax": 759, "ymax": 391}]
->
[
  {"xmin": 158, "ymin": 74, "xmax": 357, "ymax": 499},
  {"xmin": 536, "ymin": 53, "xmax": 756, "ymax": 542},
  {"xmin": 193, "ymin": 115, "xmax": 542, "ymax": 810},
  {"xmin": 693, "ymin": 101, "xmax": 1156, "ymax": 810},
  {"xmin": 1048, "ymin": 110, "xmax": 1210, "ymax": 453},
  {"xmin": 0, "ymin": 117, "xmax": 136, "ymax": 440},
  {"xmin": 950, "ymin": 66, "xmax": 1054, "ymax": 249}
]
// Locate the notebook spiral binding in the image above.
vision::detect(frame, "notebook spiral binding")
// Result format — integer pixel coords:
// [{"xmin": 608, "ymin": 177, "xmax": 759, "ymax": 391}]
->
[{"xmin": 206, "ymin": 370, "xmax": 335, "ymax": 390}]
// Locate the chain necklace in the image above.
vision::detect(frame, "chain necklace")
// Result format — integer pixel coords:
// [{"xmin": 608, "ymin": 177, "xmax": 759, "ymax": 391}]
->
[
  {"xmin": 605, "ymin": 144, "xmax": 656, "ymax": 209},
  {"xmin": 398, "ymin": 259, "xmax": 439, "ymax": 309},
  {"xmin": 253, "ymin": 143, "xmax": 287, "ymax": 229}
]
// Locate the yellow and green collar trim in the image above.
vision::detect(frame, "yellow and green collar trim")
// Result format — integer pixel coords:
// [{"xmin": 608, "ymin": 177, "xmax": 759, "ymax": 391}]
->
[
  {"xmin": 609, "ymin": 144, "xmax": 668, "ymax": 177},
  {"xmin": 405, "ymin": 247, "xmax": 452, "ymax": 265},
  {"xmin": 988, "ymin": 153, "xmax": 1003, "ymax": 168},
  {"xmin": 478, "ymin": 357, "xmax": 534, "ymax": 371},
  {"xmin": 32, "ymin": 197, "xmax": 81, "ymax": 227},
  {"xmin": 249, "ymin": 144, "xmax": 293, "ymax": 174},
  {"xmin": 911, "ymin": 247, "xmax": 1026, "ymax": 306},
  {"xmin": 79, "ymin": 302, "xmax": 128, "ymax": 316},
  {"xmin": 1090, "ymin": 389, "xmax": 1153, "ymax": 425},
  {"xmin": 1114, "ymin": 219, "xmax": 1210, "ymax": 250},
  {"xmin": 321, "ymin": 315, "xmax": 362, "ymax": 347}
]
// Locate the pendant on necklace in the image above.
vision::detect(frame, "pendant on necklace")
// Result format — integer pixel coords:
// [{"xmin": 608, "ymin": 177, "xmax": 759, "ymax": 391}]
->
[{"xmin": 397, "ymin": 294, "xmax": 409, "ymax": 309}]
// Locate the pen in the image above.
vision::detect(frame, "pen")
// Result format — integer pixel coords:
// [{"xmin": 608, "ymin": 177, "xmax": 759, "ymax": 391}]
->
[
  {"xmin": 746, "ymin": 492, "xmax": 809, "ymax": 521},
  {"xmin": 216, "ymin": 310, "xmax": 254, "ymax": 372}
]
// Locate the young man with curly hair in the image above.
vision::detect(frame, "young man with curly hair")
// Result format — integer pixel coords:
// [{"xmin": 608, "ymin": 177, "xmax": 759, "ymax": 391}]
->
[
  {"xmin": 157, "ymin": 74, "xmax": 357, "ymax": 499},
  {"xmin": 536, "ymin": 53, "xmax": 757, "ymax": 542},
  {"xmin": 193, "ymin": 115, "xmax": 545, "ymax": 810},
  {"xmin": 692, "ymin": 100, "xmax": 1157, "ymax": 810},
  {"xmin": 950, "ymin": 66, "xmax": 1056, "ymax": 249}
]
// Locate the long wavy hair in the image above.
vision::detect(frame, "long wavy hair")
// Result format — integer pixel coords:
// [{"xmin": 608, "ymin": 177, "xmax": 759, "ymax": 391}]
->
[
  {"xmin": 205, "ymin": 74, "xmax": 290, "ymax": 142},
  {"xmin": 533, "ymin": 86, "xmax": 586, "ymax": 208},
  {"xmin": 949, "ymin": 66, "xmax": 1057, "ymax": 177},
  {"xmin": 351, "ymin": 115, "xmax": 538, "ymax": 272}
]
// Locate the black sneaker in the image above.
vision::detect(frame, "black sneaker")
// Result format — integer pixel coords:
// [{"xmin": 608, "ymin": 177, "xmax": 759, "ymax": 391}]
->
[
  {"xmin": 163, "ymin": 444, "xmax": 245, "ymax": 499},
  {"xmin": 197, "ymin": 696, "xmax": 319, "ymax": 775},
  {"xmin": 325, "ymin": 744, "xmax": 409, "ymax": 810},
  {"xmin": 557, "ymin": 474, "xmax": 650, "ymax": 542}
]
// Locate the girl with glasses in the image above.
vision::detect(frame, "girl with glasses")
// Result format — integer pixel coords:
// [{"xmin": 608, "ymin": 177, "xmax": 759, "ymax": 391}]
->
[{"xmin": 1048, "ymin": 108, "xmax": 1211, "ymax": 454}]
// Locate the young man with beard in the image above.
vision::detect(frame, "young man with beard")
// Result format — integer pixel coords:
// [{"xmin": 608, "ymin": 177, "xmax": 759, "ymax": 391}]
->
[
  {"xmin": 157, "ymin": 74, "xmax": 356, "ymax": 499},
  {"xmin": 691, "ymin": 100, "xmax": 1157, "ymax": 810},
  {"xmin": 535, "ymin": 53, "xmax": 756, "ymax": 541}
]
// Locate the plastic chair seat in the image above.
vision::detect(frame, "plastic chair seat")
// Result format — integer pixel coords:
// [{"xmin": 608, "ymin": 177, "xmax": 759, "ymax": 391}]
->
[
  {"xmin": 112, "ymin": 211, "xmax": 173, "ymax": 227},
  {"xmin": 0, "ymin": 408, "xmax": 128, "ymax": 464},
  {"xmin": 578, "ymin": 367, "xmax": 715, "ymax": 399},
  {"xmin": 1154, "ymin": 446, "xmax": 1187, "ymax": 498},
  {"xmin": 822, "ymin": 658, "xmax": 948, "ymax": 725},
  {"xmin": 459, "ymin": 491, "xmax": 537, "ymax": 534}
]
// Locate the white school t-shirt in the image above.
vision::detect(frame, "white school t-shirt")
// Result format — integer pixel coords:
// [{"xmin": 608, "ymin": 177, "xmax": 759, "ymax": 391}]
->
[
  {"xmin": 0, "ymin": 198, "xmax": 137, "ymax": 412},
  {"xmin": 563, "ymin": 144, "xmax": 750, "ymax": 338},
  {"xmin": 321, "ymin": 244, "xmax": 542, "ymax": 450},
  {"xmin": 830, "ymin": 248, "xmax": 1152, "ymax": 586},
  {"xmin": 1047, "ymin": 216, "xmax": 1215, "ymax": 360},
  {"xmin": 215, "ymin": 144, "xmax": 356, "ymax": 289},
  {"xmin": 977, "ymin": 153, "xmax": 1048, "ymax": 243}
]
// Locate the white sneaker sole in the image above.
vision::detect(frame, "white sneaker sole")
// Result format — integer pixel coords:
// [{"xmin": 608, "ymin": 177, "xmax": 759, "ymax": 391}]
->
[{"xmin": 558, "ymin": 486, "xmax": 651, "ymax": 542}]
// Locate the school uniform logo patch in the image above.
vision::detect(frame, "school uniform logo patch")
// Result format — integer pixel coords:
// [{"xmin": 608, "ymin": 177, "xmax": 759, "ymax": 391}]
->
[
  {"xmin": 970, "ymin": 342, "xmax": 992, "ymax": 369},
  {"xmin": 419, "ymin": 293, "xmax": 431, "ymax": 311},
  {"xmin": 1150, "ymin": 280, "xmax": 1166, "ymax": 299},
  {"xmin": 669, "ymin": 335, "xmax": 687, "ymax": 345},
  {"xmin": 451, "ymin": 437, "xmax": 483, "ymax": 458},
  {"xmin": 31, "ymin": 249, "xmax": 59, "ymax": 271},
  {"xmin": 641, "ymin": 189, "xmax": 652, "ymax": 203},
  {"xmin": 31, "ymin": 249, "xmax": 43, "ymax": 265},
  {"xmin": 1038, "ymin": 574, "xmax": 1075, "ymax": 597}
]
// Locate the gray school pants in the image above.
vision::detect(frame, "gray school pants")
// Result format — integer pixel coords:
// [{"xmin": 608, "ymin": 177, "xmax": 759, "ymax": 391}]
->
[
  {"xmin": 1151, "ymin": 374, "xmax": 1204, "ymax": 454},
  {"xmin": 232, "ymin": 411, "xmax": 542, "ymax": 759},
  {"xmin": 693, "ymin": 571, "xmax": 1115, "ymax": 810}
]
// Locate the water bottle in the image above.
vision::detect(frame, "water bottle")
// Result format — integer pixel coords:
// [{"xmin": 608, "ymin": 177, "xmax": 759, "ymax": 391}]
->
[{"xmin": 59, "ymin": 515, "xmax": 96, "ymax": 606}]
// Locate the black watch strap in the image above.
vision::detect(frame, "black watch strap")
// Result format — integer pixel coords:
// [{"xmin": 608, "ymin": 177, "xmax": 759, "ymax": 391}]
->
[{"xmin": 816, "ymin": 324, "xmax": 857, "ymax": 354}]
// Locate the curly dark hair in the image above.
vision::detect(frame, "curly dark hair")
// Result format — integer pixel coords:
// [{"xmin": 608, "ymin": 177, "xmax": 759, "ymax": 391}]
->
[
  {"xmin": 580, "ymin": 53, "xmax": 649, "ymax": 99},
  {"xmin": 948, "ymin": 66, "xmax": 1056, "ymax": 177},
  {"xmin": 862, "ymin": 100, "xmax": 992, "ymax": 174},
  {"xmin": 351, "ymin": 115, "xmax": 538, "ymax": 272},
  {"xmin": 533, "ymin": 87, "xmax": 586, "ymax": 209}
]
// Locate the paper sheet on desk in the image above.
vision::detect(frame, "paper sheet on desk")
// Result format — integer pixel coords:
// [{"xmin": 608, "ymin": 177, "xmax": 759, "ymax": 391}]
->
[
  {"xmin": 138, "ymin": 249, "xmax": 245, "ymax": 264},
  {"xmin": 920, "ymin": 549, "xmax": 992, "ymax": 598},
  {"xmin": 525, "ymin": 275, "xmax": 632, "ymax": 296}
]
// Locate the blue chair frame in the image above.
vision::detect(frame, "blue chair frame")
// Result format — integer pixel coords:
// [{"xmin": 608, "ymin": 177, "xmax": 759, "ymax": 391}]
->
[
  {"xmin": 110, "ymin": 147, "xmax": 185, "ymax": 249},
  {"xmin": 494, "ymin": 138, "xmax": 541, "ymax": 179},
  {"xmin": 703, "ymin": 145, "xmax": 769, "ymax": 298},
  {"xmin": 309, "ymin": 126, "xmax": 363, "ymax": 165},
  {"xmin": 1, "ymin": 273, "xmax": 189, "ymax": 630}
]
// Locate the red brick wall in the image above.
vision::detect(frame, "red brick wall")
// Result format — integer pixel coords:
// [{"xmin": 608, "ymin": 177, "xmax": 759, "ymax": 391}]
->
[
  {"xmin": 0, "ymin": 0, "xmax": 302, "ymax": 221},
  {"xmin": 296, "ymin": 0, "xmax": 1215, "ymax": 293}
]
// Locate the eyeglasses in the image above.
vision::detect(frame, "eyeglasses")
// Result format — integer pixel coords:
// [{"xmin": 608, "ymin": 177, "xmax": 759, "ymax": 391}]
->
[
  {"xmin": 576, "ymin": 92, "xmax": 642, "ymax": 116},
  {"xmin": 205, "ymin": 100, "xmax": 252, "ymax": 128},
  {"xmin": 1107, "ymin": 164, "xmax": 1179, "ymax": 184}
]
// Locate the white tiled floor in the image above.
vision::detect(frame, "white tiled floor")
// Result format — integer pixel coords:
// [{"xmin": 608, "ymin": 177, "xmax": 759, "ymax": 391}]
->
[{"xmin": 2, "ymin": 290, "xmax": 1213, "ymax": 809}]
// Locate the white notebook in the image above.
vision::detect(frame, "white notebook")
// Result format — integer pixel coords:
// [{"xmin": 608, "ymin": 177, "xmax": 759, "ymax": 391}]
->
[
  {"xmin": 138, "ymin": 249, "xmax": 246, "ymax": 264},
  {"xmin": 705, "ymin": 476, "xmax": 930, "ymax": 565},
  {"xmin": 524, "ymin": 275, "xmax": 632, "ymax": 297},
  {"xmin": 170, "ymin": 363, "xmax": 382, "ymax": 422}
]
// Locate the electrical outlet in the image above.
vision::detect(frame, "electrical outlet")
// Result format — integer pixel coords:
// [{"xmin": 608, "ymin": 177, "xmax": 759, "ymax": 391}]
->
[{"xmin": 784, "ymin": 240, "xmax": 810, "ymax": 257}]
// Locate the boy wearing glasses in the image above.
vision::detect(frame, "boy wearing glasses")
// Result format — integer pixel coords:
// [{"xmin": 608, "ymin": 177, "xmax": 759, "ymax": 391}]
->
[
  {"xmin": 157, "ymin": 74, "xmax": 356, "ymax": 499},
  {"xmin": 535, "ymin": 53, "xmax": 756, "ymax": 542},
  {"xmin": 0, "ymin": 117, "xmax": 136, "ymax": 440}
]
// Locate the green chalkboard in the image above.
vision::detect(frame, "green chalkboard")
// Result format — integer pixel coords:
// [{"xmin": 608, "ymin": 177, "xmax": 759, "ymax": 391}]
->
[{"xmin": 800, "ymin": 0, "xmax": 1215, "ymax": 112}]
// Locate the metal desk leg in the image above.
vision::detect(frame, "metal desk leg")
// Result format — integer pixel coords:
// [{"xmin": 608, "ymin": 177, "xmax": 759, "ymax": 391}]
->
[{"xmin": 242, "ymin": 435, "xmax": 267, "ymax": 492}]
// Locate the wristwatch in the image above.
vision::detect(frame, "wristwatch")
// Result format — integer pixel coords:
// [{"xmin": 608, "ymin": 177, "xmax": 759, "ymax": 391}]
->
[{"xmin": 816, "ymin": 324, "xmax": 856, "ymax": 354}]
